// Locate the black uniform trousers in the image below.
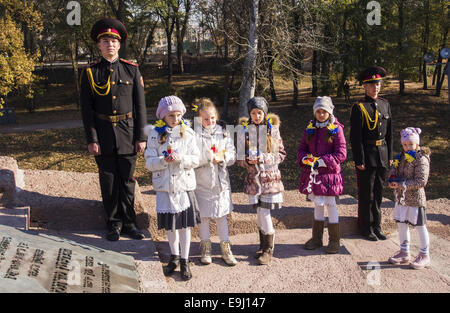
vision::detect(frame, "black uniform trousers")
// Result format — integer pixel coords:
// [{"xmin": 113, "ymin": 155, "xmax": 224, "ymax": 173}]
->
[
  {"xmin": 356, "ymin": 166, "xmax": 387, "ymax": 235},
  {"xmin": 95, "ymin": 153, "xmax": 137, "ymax": 229}
]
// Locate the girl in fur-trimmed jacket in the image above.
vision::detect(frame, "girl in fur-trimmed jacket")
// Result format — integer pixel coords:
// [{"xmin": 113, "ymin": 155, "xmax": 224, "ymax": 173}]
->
[
  {"xmin": 388, "ymin": 127, "xmax": 431, "ymax": 270},
  {"xmin": 192, "ymin": 98, "xmax": 238, "ymax": 266},
  {"xmin": 237, "ymin": 97, "xmax": 286, "ymax": 265},
  {"xmin": 297, "ymin": 96, "xmax": 347, "ymax": 254},
  {"xmin": 144, "ymin": 95, "xmax": 201, "ymax": 281}
]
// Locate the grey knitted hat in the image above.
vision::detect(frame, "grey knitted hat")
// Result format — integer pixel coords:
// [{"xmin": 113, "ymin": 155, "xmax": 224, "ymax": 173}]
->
[
  {"xmin": 247, "ymin": 97, "xmax": 269, "ymax": 115},
  {"xmin": 313, "ymin": 96, "xmax": 334, "ymax": 115}
]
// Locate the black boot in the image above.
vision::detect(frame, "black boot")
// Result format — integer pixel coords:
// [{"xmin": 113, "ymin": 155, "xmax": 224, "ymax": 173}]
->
[
  {"xmin": 373, "ymin": 228, "xmax": 387, "ymax": 240},
  {"xmin": 163, "ymin": 255, "xmax": 180, "ymax": 276},
  {"xmin": 122, "ymin": 223, "xmax": 145, "ymax": 240},
  {"xmin": 363, "ymin": 231, "xmax": 378, "ymax": 241},
  {"xmin": 180, "ymin": 258, "xmax": 192, "ymax": 281},
  {"xmin": 106, "ymin": 223, "xmax": 122, "ymax": 241}
]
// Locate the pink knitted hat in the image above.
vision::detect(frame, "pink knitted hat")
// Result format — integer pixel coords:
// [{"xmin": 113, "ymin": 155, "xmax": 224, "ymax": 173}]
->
[
  {"xmin": 401, "ymin": 127, "xmax": 421, "ymax": 145},
  {"xmin": 156, "ymin": 95, "xmax": 186, "ymax": 119}
]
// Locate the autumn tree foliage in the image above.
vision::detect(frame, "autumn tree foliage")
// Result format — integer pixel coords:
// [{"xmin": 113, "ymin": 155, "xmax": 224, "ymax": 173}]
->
[{"xmin": 0, "ymin": 0, "xmax": 43, "ymax": 113}]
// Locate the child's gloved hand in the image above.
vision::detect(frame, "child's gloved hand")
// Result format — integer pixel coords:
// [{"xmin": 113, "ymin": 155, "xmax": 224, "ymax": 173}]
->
[{"xmin": 313, "ymin": 158, "xmax": 326, "ymax": 170}]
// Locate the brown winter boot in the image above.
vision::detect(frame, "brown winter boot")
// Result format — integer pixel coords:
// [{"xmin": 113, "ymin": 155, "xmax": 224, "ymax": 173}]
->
[
  {"xmin": 254, "ymin": 229, "xmax": 264, "ymax": 259},
  {"xmin": 326, "ymin": 223, "xmax": 340, "ymax": 254},
  {"xmin": 304, "ymin": 219, "xmax": 324, "ymax": 250},
  {"xmin": 257, "ymin": 233, "xmax": 274, "ymax": 265}
]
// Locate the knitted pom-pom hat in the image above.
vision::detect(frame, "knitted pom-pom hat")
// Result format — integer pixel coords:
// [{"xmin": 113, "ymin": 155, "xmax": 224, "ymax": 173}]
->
[
  {"xmin": 401, "ymin": 127, "xmax": 421, "ymax": 145},
  {"xmin": 156, "ymin": 95, "xmax": 186, "ymax": 119}
]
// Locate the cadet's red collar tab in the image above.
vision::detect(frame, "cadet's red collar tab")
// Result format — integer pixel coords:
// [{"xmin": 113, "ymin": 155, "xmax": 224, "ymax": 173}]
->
[{"xmin": 97, "ymin": 28, "xmax": 121, "ymax": 40}]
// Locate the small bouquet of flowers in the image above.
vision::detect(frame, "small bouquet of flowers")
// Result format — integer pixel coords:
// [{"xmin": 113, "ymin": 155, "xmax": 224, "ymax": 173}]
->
[
  {"xmin": 211, "ymin": 144, "xmax": 226, "ymax": 161},
  {"xmin": 163, "ymin": 145, "xmax": 175, "ymax": 157},
  {"xmin": 302, "ymin": 154, "xmax": 320, "ymax": 167}
]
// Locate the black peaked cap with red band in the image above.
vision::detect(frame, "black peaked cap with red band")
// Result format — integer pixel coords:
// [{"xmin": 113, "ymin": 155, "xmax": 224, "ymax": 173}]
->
[
  {"xmin": 357, "ymin": 66, "xmax": 387, "ymax": 85},
  {"xmin": 90, "ymin": 18, "xmax": 127, "ymax": 42}
]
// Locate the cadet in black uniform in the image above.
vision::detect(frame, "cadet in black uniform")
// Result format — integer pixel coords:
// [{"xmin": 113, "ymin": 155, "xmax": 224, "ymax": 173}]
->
[
  {"xmin": 350, "ymin": 66, "xmax": 393, "ymax": 241},
  {"xmin": 80, "ymin": 18, "xmax": 147, "ymax": 241}
]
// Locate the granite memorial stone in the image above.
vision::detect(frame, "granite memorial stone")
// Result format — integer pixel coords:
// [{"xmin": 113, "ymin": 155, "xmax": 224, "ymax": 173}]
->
[{"xmin": 0, "ymin": 224, "xmax": 140, "ymax": 293}]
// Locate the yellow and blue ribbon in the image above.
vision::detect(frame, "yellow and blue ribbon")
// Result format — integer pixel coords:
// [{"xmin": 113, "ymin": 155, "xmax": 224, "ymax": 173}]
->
[
  {"xmin": 405, "ymin": 150, "xmax": 416, "ymax": 163},
  {"xmin": 327, "ymin": 123, "xmax": 339, "ymax": 135},
  {"xmin": 266, "ymin": 117, "xmax": 273, "ymax": 130},
  {"xmin": 393, "ymin": 154, "xmax": 401, "ymax": 168},
  {"xmin": 154, "ymin": 119, "xmax": 168, "ymax": 134},
  {"xmin": 306, "ymin": 121, "xmax": 315, "ymax": 135}
]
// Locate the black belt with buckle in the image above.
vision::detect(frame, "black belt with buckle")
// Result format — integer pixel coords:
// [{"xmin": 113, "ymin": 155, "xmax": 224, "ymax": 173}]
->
[
  {"xmin": 95, "ymin": 112, "xmax": 133, "ymax": 123},
  {"xmin": 366, "ymin": 138, "xmax": 385, "ymax": 146}
]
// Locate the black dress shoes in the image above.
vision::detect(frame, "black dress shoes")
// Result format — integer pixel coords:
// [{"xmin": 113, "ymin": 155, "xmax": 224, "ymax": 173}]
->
[
  {"xmin": 374, "ymin": 229, "xmax": 387, "ymax": 240},
  {"xmin": 163, "ymin": 255, "xmax": 180, "ymax": 276},
  {"xmin": 122, "ymin": 224, "xmax": 145, "ymax": 240},
  {"xmin": 106, "ymin": 224, "xmax": 122, "ymax": 241},
  {"xmin": 363, "ymin": 232, "xmax": 378, "ymax": 241}
]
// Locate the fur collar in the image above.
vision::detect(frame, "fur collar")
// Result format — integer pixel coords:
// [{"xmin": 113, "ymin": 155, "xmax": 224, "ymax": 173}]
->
[{"xmin": 420, "ymin": 146, "xmax": 431, "ymax": 156}]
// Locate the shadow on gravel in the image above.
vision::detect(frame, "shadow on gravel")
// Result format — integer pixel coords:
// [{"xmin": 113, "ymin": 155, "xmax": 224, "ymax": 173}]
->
[
  {"xmin": 36, "ymin": 229, "xmax": 156, "ymax": 262},
  {"xmin": 427, "ymin": 213, "xmax": 450, "ymax": 225}
]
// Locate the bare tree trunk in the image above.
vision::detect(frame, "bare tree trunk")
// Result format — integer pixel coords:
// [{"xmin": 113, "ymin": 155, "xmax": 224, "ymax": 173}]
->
[
  {"xmin": 222, "ymin": 1, "xmax": 231, "ymax": 120},
  {"xmin": 397, "ymin": 0, "xmax": 405, "ymax": 95},
  {"xmin": 239, "ymin": 0, "xmax": 259, "ymax": 118},
  {"xmin": 167, "ymin": 32, "xmax": 173, "ymax": 84},
  {"xmin": 338, "ymin": 12, "xmax": 349, "ymax": 97},
  {"xmin": 422, "ymin": 0, "xmax": 430, "ymax": 89},
  {"xmin": 438, "ymin": 64, "xmax": 447, "ymax": 91},
  {"xmin": 268, "ymin": 49, "xmax": 277, "ymax": 101},
  {"xmin": 432, "ymin": 66, "xmax": 437, "ymax": 86},
  {"xmin": 311, "ymin": 50, "xmax": 318, "ymax": 97},
  {"xmin": 435, "ymin": 26, "xmax": 449, "ymax": 96},
  {"xmin": 321, "ymin": 53, "xmax": 332, "ymax": 95},
  {"xmin": 175, "ymin": 0, "xmax": 191, "ymax": 74},
  {"xmin": 69, "ymin": 32, "xmax": 80, "ymax": 107},
  {"xmin": 139, "ymin": 22, "xmax": 158, "ymax": 65},
  {"xmin": 157, "ymin": 4, "xmax": 176, "ymax": 84},
  {"xmin": 108, "ymin": 0, "xmax": 128, "ymax": 59},
  {"xmin": 292, "ymin": 71, "xmax": 299, "ymax": 107},
  {"xmin": 175, "ymin": 19, "xmax": 183, "ymax": 74}
]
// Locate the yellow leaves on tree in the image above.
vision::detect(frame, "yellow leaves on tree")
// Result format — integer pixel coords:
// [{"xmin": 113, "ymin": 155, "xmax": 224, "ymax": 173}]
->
[{"xmin": 0, "ymin": 0, "xmax": 43, "ymax": 115}]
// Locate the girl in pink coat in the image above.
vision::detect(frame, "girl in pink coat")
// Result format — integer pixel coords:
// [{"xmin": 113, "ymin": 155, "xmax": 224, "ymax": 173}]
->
[{"xmin": 297, "ymin": 96, "xmax": 347, "ymax": 254}]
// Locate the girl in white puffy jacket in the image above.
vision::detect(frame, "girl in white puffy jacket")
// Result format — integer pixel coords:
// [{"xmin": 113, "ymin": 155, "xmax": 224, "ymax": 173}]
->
[
  {"xmin": 144, "ymin": 95, "xmax": 200, "ymax": 281},
  {"xmin": 192, "ymin": 98, "xmax": 238, "ymax": 266}
]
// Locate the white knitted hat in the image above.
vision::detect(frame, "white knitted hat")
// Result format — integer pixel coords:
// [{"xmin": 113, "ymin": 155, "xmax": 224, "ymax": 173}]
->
[{"xmin": 313, "ymin": 96, "xmax": 334, "ymax": 115}]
